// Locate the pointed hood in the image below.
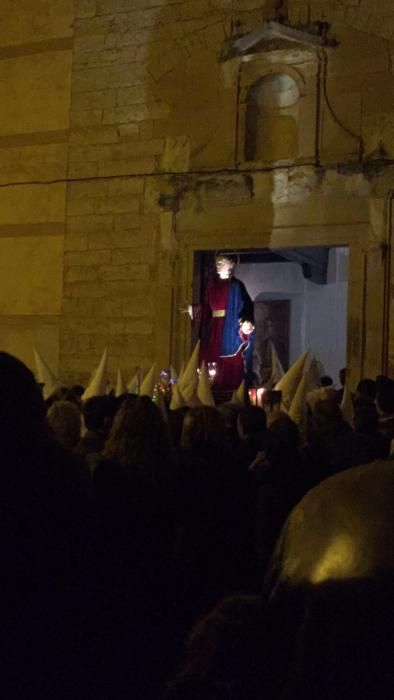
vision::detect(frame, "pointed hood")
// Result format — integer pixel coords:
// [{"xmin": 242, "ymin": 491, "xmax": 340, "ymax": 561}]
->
[
  {"xmin": 33, "ymin": 348, "xmax": 58, "ymax": 400},
  {"xmin": 82, "ymin": 348, "xmax": 108, "ymax": 400},
  {"xmin": 127, "ymin": 368, "xmax": 143, "ymax": 394},
  {"xmin": 197, "ymin": 362, "xmax": 215, "ymax": 407},
  {"xmin": 115, "ymin": 368, "xmax": 127, "ymax": 397},
  {"xmin": 231, "ymin": 380, "xmax": 246, "ymax": 405},
  {"xmin": 305, "ymin": 355, "xmax": 322, "ymax": 392},
  {"xmin": 140, "ymin": 363, "xmax": 158, "ymax": 399},
  {"xmin": 289, "ymin": 375, "xmax": 308, "ymax": 435},
  {"xmin": 178, "ymin": 341, "xmax": 200, "ymax": 407},
  {"xmin": 266, "ymin": 341, "xmax": 284, "ymax": 388},
  {"xmin": 177, "ymin": 361, "xmax": 185, "ymax": 384},
  {"xmin": 275, "ymin": 350, "xmax": 310, "ymax": 410},
  {"xmin": 170, "ymin": 383, "xmax": 185, "ymax": 410}
]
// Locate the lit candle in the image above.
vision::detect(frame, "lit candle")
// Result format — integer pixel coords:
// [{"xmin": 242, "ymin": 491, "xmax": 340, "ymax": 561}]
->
[
  {"xmin": 207, "ymin": 362, "xmax": 217, "ymax": 384},
  {"xmin": 257, "ymin": 387, "xmax": 266, "ymax": 407},
  {"xmin": 248, "ymin": 388, "xmax": 257, "ymax": 406}
]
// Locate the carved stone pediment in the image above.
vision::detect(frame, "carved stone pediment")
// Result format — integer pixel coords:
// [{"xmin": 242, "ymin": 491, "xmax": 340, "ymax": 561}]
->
[
  {"xmin": 222, "ymin": 20, "xmax": 336, "ymax": 61},
  {"xmin": 223, "ymin": 21, "xmax": 361, "ymax": 168}
]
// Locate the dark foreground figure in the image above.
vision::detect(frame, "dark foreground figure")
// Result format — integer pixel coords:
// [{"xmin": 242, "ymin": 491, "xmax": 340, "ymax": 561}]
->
[
  {"xmin": 167, "ymin": 459, "xmax": 394, "ymax": 700},
  {"xmin": 0, "ymin": 353, "xmax": 91, "ymax": 699}
]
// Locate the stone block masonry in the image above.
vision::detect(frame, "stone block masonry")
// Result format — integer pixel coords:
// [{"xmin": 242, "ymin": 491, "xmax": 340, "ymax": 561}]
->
[
  {"xmin": 59, "ymin": 0, "xmax": 394, "ymax": 385},
  {"xmin": 1, "ymin": 1, "xmax": 393, "ymax": 384}
]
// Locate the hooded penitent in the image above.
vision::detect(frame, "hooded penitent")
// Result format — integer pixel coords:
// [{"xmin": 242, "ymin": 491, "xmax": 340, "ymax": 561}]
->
[
  {"xmin": 33, "ymin": 348, "xmax": 58, "ymax": 400},
  {"xmin": 82, "ymin": 348, "xmax": 108, "ymax": 400}
]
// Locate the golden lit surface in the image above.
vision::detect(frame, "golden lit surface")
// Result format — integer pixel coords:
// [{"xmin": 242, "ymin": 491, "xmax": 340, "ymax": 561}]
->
[
  {"xmin": 311, "ymin": 534, "xmax": 357, "ymax": 584},
  {"xmin": 278, "ymin": 462, "xmax": 394, "ymax": 586}
]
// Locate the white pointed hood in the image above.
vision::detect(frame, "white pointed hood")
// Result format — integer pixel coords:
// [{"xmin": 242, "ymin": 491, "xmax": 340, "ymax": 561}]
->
[
  {"xmin": 289, "ymin": 374, "xmax": 308, "ymax": 435},
  {"xmin": 127, "ymin": 368, "xmax": 143, "ymax": 394},
  {"xmin": 178, "ymin": 341, "xmax": 200, "ymax": 407},
  {"xmin": 170, "ymin": 383, "xmax": 185, "ymax": 410},
  {"xmin": 140, "ymin": 363, "xmax": 158, "ymax": 399},
  {"xmin": 115, "ymin": 368, "xmax": 127, "ymax": 397},
  {"xmin": 266, "ymin": 340, "xmax": 284, "ymax": 388},
  {"xmin": 231, "ymin": 380, "xmax": 245, "ymax": 405},
  {"xmin": 82, "ymin": 348, "xmax": 108, "ymax": 400},
  {"xmin": 177, "ymin": 361, "xmax": 185, "ymax": 385},
  {"xmin": 33, "ymin": 348, "xmax": 58, "ymax": 400},
  {"xmin": 275, "ymin": 350, "xmax": 310, "ymax": 411}
]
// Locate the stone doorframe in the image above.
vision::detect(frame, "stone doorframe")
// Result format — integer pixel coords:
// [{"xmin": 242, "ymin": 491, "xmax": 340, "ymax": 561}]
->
[{"xmin": 167, "ymin": 222, "xmax": 389, "ymax": 390}]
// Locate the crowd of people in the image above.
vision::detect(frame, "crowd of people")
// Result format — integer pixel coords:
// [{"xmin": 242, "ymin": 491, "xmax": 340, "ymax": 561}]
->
[{"xmin": 1, "ymin": 350, "xmax": 394, "ymax": 698}]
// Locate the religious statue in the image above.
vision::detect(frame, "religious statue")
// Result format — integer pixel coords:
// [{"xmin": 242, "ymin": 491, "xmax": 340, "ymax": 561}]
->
[{"xmin": 185, "ymin": 253, "xmax": 255, "ymax": 395}]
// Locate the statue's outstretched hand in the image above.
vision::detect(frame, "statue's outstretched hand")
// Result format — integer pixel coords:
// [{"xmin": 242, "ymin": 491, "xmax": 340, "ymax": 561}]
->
[{"xmin": 179, "ymin": 304, "xmax": 193, "ymax": 320}]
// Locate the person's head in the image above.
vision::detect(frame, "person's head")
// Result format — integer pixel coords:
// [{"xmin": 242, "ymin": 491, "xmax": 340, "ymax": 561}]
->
[
  {"xmin": 376, "ymin": 383, "xmax": 394, "ymax": 416},
  {"xmin": 320, "ymin": 375, "xmax": 334, "ymax": 387},
  {"xmin": 237, "ymin": 405, "xmax": 266, "ymax": 440},
  {"xmin": 0, "ymin": 352, "xmax": 47, "ymax": 447},
  {"xmin": 376, "ymin": 374, "xmax": 391, "ymax": 392},
  {"xmin": 45, "ymin": 386, "xmax": 69, "ymax": 411},
  {"xmin": 180, "ymin": 406, "xmax": 226, "ymax": 449},
  {"xmin": 353, "ymin": 403, "xmax": 379, "ymax": 434},
  {"xmin": 265, "ymin": 414, "xmax": 300, "ymax": 466},
  {"xmin": 82, "ymin": 394, "xmax": 120, "ymax": 435},
  {"xmin": 166, "ymin": 595, "xmax": 268, "ymax": 700},
  {"xmin": 217, "ymin": 402, "xmax": 243, "ymax": 440},
  {"xmin": 215, "ymin": 254, "xmax": 236, "ymax": 280},
  {"xmin": 70, "ymin": 384, "xmax": 85, "ymax": 398},
  {"xmin": 104, "ymin": 396, "xmax": 172, "ymax": 479},
  {"xmin": 313, "ymin": 398, "xmax": 343, "ymax": 429},
  {"xmin": 47, "ymin": 400, "xmax": 82, "ymax": 451},
  {"xmin": 355, "ymin": 378, "xmax": 376, "ymax": 403},
  {"xmin": 63, "ymin": 386, "xmax": 84, "ymax": 407}
]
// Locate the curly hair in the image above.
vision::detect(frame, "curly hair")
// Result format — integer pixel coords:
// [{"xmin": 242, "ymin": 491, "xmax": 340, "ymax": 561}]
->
[{"xmin": 103, "ymin": 395, "xmax": 173, "ymax": 483}]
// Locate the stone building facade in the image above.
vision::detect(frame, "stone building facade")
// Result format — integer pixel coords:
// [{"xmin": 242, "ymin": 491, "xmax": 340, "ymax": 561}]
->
[{"xmin": 0, "ymin": 0, "xmax": 394, "ymax": 388}]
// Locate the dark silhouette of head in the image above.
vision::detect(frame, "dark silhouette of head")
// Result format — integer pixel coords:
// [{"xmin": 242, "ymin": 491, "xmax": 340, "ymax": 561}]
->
[
  {"xmin": 266, "ymin": 413, "xmax": 299, "ymax": 465},
  {"xmin": 82, "ymin": 394, "xmax": 120, "ymax": 434},
  {"xmin": 320, "ymin": 375, "xmax": 334, "ymax": 387},
  {"xmin": 180, "ymin": 406, "xmax": 226, "ymax": 449},
  {"xmin": 376, "ymin": 380, "xmax": 394, "ymax": 415},
  {"xmin": 355, "ymin": 378, "xmax": 376, "ymax": 403},
  {"xmin": 237, "ymin": 405, "xmax": 266, "ymax": 439},
  {"xmin": 0, "ymin": 351, "xmax": 47, "ymax": 447},
  {"xmin": 165, "ymin": 595, "xmax": 269, "ymax": 700}
]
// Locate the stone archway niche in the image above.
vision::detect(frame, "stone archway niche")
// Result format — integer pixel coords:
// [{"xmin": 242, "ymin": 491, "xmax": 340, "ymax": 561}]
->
[{"xmin": 245, "ymin": 72, "xmax": 300, "ymax": 162}]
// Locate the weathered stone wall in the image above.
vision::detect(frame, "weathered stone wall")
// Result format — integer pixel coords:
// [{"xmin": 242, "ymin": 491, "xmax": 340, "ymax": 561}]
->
[
  {"xmin": 0, "ymin": 0, "xmax": 73, "ymax": 373},
  {"xmin": 1, "ymin": 0, "xmax": 394, "ymax": 383}
]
